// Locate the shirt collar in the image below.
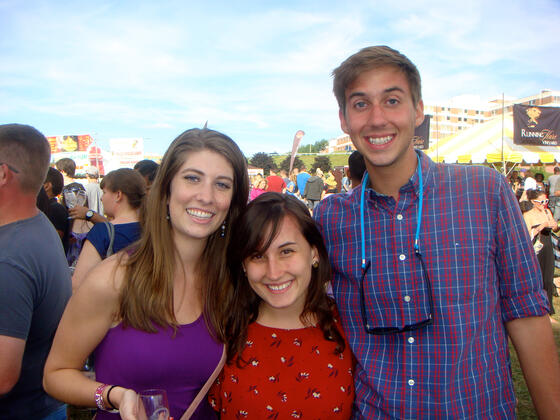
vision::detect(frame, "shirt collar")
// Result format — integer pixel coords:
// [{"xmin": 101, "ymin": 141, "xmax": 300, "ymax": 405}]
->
[{"xmin": 359, "ymin": 150, "xmax": 436, "ymax": 203}]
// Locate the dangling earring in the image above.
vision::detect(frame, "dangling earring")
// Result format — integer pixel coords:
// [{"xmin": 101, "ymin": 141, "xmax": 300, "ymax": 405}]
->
[
  {"xmin": 312, "ymin": 260, "xmax": 319, "ymax": 269},
  {"xmin": 220, "ymin": 220, "xmax": 226, "ymax": 237},
  {"xmin": 166, "ymin": 205, "xmax": 170, "ymax": 220}
]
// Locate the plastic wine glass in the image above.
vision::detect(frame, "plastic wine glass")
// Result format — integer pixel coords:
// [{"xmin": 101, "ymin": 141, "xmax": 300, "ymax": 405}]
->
[
  {"xmin": 75, "ymin": 189, "xmax": 87, "ymax": 207},
  {"xmin": 137, "ymin": 389, "xmax": 170, "ymax": 420},
  {"xmin": 63, "ymin": 189, "xmax": 78, "ymax": 209}
]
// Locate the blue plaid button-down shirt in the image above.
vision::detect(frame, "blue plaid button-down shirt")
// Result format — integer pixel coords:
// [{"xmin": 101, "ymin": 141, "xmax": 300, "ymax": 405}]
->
[{"xmin": 314, "ymin": 151, "xmax": 549, "ymax": 419}]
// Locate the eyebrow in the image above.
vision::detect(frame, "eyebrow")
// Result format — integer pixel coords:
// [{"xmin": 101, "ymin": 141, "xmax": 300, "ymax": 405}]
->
[
  {"xmin": 278, "ymin": 241, "xmax": 297, "ymax": 248},
  {"xmin": 348, "ymin": 86, "xmax": 406, "ymax": 100},
  {"xmin": 180, "ymin": 168, "xmax": 233, "ymax": 182}
]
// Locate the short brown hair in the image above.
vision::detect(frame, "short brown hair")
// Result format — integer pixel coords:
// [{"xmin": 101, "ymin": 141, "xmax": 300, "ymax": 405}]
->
[
  {"xmin": 332, "ymin": 45, "xmax": 422, "ymax": 113},
  {"xmin": 0, "ymin": 124, "xmax": 50, "ymax": 194}
]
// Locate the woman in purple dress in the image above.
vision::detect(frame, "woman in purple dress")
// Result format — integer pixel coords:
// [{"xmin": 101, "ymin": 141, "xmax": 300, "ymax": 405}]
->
[{"xmin": 44, "ymin": 128, "xmax": 249, "ymax": 419}]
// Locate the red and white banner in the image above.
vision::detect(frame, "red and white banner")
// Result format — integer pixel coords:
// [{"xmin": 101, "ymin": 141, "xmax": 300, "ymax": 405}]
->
[{"xmin": 289, "ymin": 130, "xmax": 305, "ymax": 174}]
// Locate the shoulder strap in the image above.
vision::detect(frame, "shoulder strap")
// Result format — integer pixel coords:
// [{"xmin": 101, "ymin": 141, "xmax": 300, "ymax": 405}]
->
[
  {"xmin": 180, "ymin": 344, "xmax": 226, "ymax": 420},
  {"xmin": 104, "ymin": 221, "xmax": 115, "ymax": 258}
]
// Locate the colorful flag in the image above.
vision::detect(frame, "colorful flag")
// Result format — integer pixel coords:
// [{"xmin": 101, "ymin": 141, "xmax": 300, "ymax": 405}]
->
[{"xmin": 289, "ymin": 130, "xmax": 305, "ymax": 173}]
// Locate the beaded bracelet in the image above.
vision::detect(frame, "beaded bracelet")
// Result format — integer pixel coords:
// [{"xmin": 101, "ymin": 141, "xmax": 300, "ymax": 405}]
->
[{"xmin": 94, "ymin": 383, "xmax": 110, "ymax": 411}]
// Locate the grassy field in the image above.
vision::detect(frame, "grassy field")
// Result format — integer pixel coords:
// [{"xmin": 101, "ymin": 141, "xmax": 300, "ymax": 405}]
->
[{"xmin": 511, "ymin": 295, "xmax": 560, "ymax": 419}]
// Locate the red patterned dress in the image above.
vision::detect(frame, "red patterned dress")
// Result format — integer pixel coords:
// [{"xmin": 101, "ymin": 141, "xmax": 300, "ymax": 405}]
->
[{"xmin": 209, "ymin": 320, "xmax": 355, "ymax": 419}]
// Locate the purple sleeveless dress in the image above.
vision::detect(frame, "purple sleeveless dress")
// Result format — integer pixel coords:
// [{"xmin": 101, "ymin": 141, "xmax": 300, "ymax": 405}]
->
[{"xmin": 94, "ymin": 315, "xmax": 221, "ymax": 419}]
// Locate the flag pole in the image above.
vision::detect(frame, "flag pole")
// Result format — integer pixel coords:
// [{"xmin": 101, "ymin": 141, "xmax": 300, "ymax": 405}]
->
[
  {"xmin": 436, "ymin": 107, "xmax": 439, "ymax": 163},
  {"xmin": 501, "ymin": 93, "xmax": 506, "ymax": 175}
]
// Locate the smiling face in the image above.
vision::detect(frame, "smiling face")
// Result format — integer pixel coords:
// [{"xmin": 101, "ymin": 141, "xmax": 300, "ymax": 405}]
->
[
  {"xmin": 339, "ymin": 65, "xmax": 424, "ymax": 177},
  {"xmin": 167, "ymin": 149, "xmax": 234, "ymax": 244},
  {"xmin": 243, "ymin": 215, "xmax": 318, "ymax": 319}
]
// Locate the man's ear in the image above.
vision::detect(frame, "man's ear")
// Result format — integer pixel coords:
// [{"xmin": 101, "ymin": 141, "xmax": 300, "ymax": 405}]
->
[
  {"xmin": 339, "ymin": 109, "xmax": 350, "ymax": 134},
  {"xmin": 415, "ymin": 99, "xmax": 425, "ymax": 128},
  {"xmin": 43, "ymin": 181, "xmax": 52, "ymax": 194}
]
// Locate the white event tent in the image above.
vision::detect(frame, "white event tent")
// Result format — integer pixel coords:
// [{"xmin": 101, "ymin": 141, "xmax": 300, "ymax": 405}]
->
[{"xmin": 425, "ymin": 115, "xmax": 560, "ymax": 166}]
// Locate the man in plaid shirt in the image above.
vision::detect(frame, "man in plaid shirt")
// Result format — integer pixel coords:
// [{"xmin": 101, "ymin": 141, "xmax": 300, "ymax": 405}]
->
[{"xmin": 313, "ymin": 46, "xmax": 560, "ymax": 418}]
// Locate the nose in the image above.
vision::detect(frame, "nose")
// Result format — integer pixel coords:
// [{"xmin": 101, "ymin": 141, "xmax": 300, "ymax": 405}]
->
[
  {"xmin": 265, "ymin": 256, "xmax": 283, "ymax": 281},
  {"xmin": 367, "ymin": 104, "xmax": 387, "ymax": 127},
  {"xmin": 195, "ymin": 181, "xmax": 214, "ymax": 204}
]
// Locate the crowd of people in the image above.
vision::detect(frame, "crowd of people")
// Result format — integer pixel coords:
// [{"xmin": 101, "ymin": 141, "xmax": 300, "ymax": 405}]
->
[
  {"xmin": 1, "ymin": 45, "xmax": 560, "ymax": 420},
  {"xmin": 248, "ymin": 154, "xmax": 366, "ymax": 216}
]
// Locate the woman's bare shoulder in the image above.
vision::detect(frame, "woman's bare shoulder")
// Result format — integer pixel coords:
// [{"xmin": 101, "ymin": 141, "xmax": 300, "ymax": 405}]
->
[{"xmin": 75, "ymin": 251, "xmax": 131, "ymax": 306}]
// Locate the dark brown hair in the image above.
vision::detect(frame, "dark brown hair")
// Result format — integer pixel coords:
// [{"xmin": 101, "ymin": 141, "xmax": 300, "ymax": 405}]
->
[
  {"xmin": 332, "ymin": 45, "xmax": 422, "ymax": 113},
  {"xmin": 226, "ymin": 192, "xmax": 345, "ymax": 363}
]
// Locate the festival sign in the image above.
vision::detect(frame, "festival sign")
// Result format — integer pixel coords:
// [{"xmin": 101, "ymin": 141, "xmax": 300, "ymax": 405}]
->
[
  {"xmin": 413, "ymin": 115, "xmax": 431, "ymax": 150},
  {"xmin": 47, "ymin": 134, "xmax": 93, "ymax": 153},
  {"xmin": 50, "ymin": 151, "xmax": 89, "ymax": 176},
  {"xmin": 110, "ymin": 138, "xmax": 144, "ymax": 168},
  {"xmin": 513, "ymin": 104, "xmax": 560, "ymax": 146}
]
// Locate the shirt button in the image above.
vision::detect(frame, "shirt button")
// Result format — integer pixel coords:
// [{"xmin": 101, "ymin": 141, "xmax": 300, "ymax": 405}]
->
[
  {"xmin": 408, "ymin": 337, "xmax": 415, "ymax": 344},
  {"xmin": 404, "ymin": 295, "xmax": 411, "ymax": 302},
  {"xmin": 408, "ymin": 379, "xmax": 415, "ymax": 386},
  {"xmin": 399, "ymin": 254, "xmax": 406, "ymax": 261},
  {"xmin": 396, "ymin": 214, "xmax": 403, "ymax": 220}
]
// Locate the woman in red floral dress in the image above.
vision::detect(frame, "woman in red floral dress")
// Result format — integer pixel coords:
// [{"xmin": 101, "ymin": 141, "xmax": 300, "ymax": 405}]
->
[{"xmin": 210, "ymin": 192, "xmax": 355, "ymax": 419}]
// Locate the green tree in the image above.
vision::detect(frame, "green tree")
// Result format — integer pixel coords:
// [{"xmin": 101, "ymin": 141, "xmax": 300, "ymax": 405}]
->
[
  {"xmin": 250, "ymin": 152, "xmax": 276, "ymax": 176},
  {"xmin": 279, "ymin": 156, "xmax": 305, "ymax": 173},
  {"xmin": 297, "ymin": 139, "xmax": 329, "ymax": 154},
  {"xmin": 312, "ymin": 155, "xmax": 332, "ymax": 173}
]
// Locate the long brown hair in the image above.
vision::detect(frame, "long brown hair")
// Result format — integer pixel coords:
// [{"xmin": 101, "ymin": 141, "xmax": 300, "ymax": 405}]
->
[
  {"xmin": 118, "ymin": 128, "xmax": 248, "ymax": 342},
  {"xmin": 226, "ymin": 192, "xmax": 345, "ymax": 363}
]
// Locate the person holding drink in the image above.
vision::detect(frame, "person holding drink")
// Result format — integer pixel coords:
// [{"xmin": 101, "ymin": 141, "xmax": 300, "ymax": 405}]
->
[{"xmin": 44, "ymin": 128, "xmax": 249, "ymax": 419}]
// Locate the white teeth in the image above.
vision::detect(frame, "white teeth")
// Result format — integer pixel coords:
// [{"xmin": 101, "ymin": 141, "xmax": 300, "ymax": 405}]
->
[
  {"xmin": 366, "ymin": 135, "xmax": 392, "ymax": 145},
  {"xmin": 187, "ymin": 209, "xmax": 213, "ymax": 219},
  {"xmin": 267, "ymin": 282, "xmax": 290, "ymax": 291}
]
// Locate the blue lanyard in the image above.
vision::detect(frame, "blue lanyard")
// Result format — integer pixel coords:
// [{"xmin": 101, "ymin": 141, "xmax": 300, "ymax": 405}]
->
[{"xmin": 360, "ymin": 153, "xmax": 424, "ymax": 270}]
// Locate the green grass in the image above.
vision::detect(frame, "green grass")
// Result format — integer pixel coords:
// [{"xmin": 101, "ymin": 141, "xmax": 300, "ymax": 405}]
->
[
  {"xmin": 271, "ymin": 153, "xmax": 352, "ymax": 169},
  {"xmin": 510, "ymin": 295, "xmax": 560, "ymax": 419}
]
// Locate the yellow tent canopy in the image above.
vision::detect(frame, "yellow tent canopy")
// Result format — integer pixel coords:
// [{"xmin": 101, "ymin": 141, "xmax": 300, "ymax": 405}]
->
[{"xmin": 426, "ymin": 115, "xmax": 560, "ymax": 164}]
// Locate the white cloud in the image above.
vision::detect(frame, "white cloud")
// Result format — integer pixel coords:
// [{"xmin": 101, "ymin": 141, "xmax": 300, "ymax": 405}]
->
[{"xmin": 1, "ymin": 0, "xmax": 559, "ymax": 155}]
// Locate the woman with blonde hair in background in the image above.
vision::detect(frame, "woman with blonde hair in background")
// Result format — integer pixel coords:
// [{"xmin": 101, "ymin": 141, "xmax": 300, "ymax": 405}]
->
[{"xmin": 44, "ymin": 128, "xmax": 249, "ymax": 420}]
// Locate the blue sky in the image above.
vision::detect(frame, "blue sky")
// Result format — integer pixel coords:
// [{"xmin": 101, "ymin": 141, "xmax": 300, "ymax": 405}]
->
[{"xmin": 1, "ymin": 0, "xmax": 559, "ymax": 157}]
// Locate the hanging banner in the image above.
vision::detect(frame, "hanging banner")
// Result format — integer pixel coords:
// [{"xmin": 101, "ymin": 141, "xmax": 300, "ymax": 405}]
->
[
  {"xmin": 413, "ymin": 115, "xmax": 431, "ymax": 150},
  {"xmin": 289, "ymin": 130, "xmax": 305, "ymax": 174},
  {"xmin": 47, "ymin": 134, "xmax": 93, "ymax": 153},
  {"xmin": 513, "ymin": 104, "xmax": 560, "ymax": 146}
]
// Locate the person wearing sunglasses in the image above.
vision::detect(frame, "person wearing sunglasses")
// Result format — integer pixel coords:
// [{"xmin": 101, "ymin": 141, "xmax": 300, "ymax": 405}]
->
[
  {"xmin": 523, "ymin": 189, "xmax": 559, "ymax": 321},
  {"xmin": 313, "ymin": 46, "xmax": 560, "ymax": 418}
]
